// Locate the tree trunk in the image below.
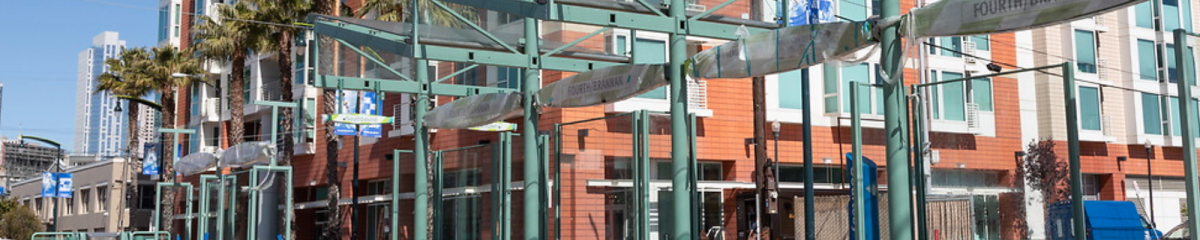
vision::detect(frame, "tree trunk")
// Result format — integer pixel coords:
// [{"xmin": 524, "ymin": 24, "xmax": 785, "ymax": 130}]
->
[
  {"xmin": 125, "ymin": 103, "xmax": 140, "ymax": 231},
  {"xmin": 160, "ymin": 87, "xmax": 178, "ymax": 235},
  {"xmin": 276, "ymin": 30, "xmax": 297, "ymax": 239},
  {"xmin": 230, "ymin": 50, "xmax": 247, "ymax": 146},
  {"xmin": 314, "ymin": 1, "xmax": 343, "ymax": 239}
]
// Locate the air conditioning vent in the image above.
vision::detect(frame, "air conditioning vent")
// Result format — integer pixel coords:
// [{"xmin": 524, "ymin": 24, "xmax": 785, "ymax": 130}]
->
[
  {"xmin": 1097, "ymin": 59, "xmax": 1109, "ymax": 81},
  {"xmin": 966, "ymin": 103, "xmax": 980, "ymax": 130},
  {"xmin": 687, "ymin": 77, "xmax": 708, "ymax": 110},
  {"xmin": 392, "ymin": 103, "xmax": 405, "ymax": 128},
  {"xmin": 962, "ymin": 40, "xmax": 978, "ymax": 64}
]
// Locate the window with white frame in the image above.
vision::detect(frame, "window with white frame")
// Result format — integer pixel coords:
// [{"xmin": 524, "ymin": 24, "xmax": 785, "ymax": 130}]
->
[
  {"xmin": 1074, "ymin": 30, "xmax": 1098, "ymax": 74},
  {"xmin": 823, "ymin": 63, "xmax": 884, "ymax": 115},
  {"xmin": 929, "ymin": 37, "xmax": 962, "ymax": 57},
  {"xmin": 1078, "ymin": 86, "xmax": 1102, "ymax": 131},
  {"xmin": 778, "ymin": 70, "xmax": 805, "ymax": 110},
  {"xmin": 1134, "ymin": 0, "xmax": 1193, "ymax": 30},
  {"xmin": 1142, "ymin": 93, "xmax": 1200, "ymax": 136},
  {"xmin": 1138, "ymin": 39, "xmax": 1158, "ymax": 81},
  {"xmin": 492, "ymin": 67, "xmax": 523, "ymax": 89},
  {"xmin": 930, "ymin": 71, "xmax": 967, "ymax": 121},
  {"xmin": 1142, "ymin": 93, "xmax": 1165, "ymax": 135},
  {"xmin": 96, "ymin": 186, "xmax": 107, "ymax": 212}
]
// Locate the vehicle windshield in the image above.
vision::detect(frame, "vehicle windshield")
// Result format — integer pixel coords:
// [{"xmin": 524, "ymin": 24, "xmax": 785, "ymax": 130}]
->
[{"xmin": 1166, "ymin": 226, "xmax": 1189, "ymax": 239}]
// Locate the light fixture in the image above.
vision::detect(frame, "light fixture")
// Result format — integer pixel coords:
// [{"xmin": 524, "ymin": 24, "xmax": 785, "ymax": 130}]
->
[
  {"xmin": 772, "ymin": 120, "xmax": 781, "ymax": 134},
  {"xmin": 822, "ymin": 157, "xmax": 833, "ymax": 164},
  {"xmin": 1015, "ymin": 151, "xmax": 1026, "ymax": 157},
  {"xmin": 986, "ymin": 62, "xmax": 1002, "ymax": 73},
  {"xmin": 956, "ymin": 163, "xmax": 967, "ymax": 168},
  {"xmin": 113, "ymin": 102, "xmax": 123, "ymax": 112},
  {"xmin": 1117, "ymin": 156, "xmax": 1128, "ymax": 162},
  {"xmin": 1145, "ymin": 139, "xmax": 1153, "ymax": 151}
]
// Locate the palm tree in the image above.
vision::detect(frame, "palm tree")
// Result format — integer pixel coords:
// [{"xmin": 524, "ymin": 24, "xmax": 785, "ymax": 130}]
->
[
  {"xmin": 358, "ymin": 0, "xmax": 479, "ymax": 26},
  {"xmin": 97, "ymin": 48, "xmax": 155, "ymax": 229},
  {"xmin": 193, "ymin": 0, "xmax": 265, "ymax": 148},
  {"xmin": 311, "ymin": 0, "xmax": 345, "ymax": 239}
]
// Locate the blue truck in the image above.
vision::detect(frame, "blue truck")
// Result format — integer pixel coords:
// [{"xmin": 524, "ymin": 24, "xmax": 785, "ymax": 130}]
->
[{"xmin": 1046, "ymin": 200, "xmax": 1162, "ymax": 240}]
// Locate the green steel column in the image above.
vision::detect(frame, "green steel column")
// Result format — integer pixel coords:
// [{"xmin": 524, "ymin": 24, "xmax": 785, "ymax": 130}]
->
[
  {"xmin": 850, "ymin": 82, "xmax": 866, "ymax": 240},
  {"xmin": 801, "ymin": 69, "xmax": 816, "ymax": 240},
  {"xmin": 500, "ymin": 132, "xmax": 514, "ymax": 240},
  {"xmin": 911, "ymin": 86, "xmax": 928, "ymax": 240},
  {"xmin": 522, "ymin": 11, "xmax": 545, "ymax": 240},
  {"xmin": 554, "ymin": 124, "xmax": 563, "ymax": 240},
  {"xmin": 412, "ymin": 0, "xmax": 431, "ymax": 236},
  {"xmin": 392, "ymin": 150, "xmax": 403, "ymax": 240},
  {"xmin": 632, "ymin": 111, "xmax": 647, "ymax": 240},
  {"xmin": 880, "ymin": 0, "xmax": 912, "ymax": 237},
  {"xmin": 1061, "ymin": 63, "xmax": 1085, "ymax": 239},
  {"xmin": 668, "ymin": 0, "xmax": 693, "ymax": 237},
  {"xmin": 432, "ymin": 151, "xmax": 445, "ymax": 240},
  {"xmin": 1172, "ymin": 29, "xmax": 1200, "ymax": 239}
]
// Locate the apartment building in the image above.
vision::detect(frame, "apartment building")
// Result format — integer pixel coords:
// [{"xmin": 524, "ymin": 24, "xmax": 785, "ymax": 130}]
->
[
  {"xmin": 1020, "ymin": 0, "xmax": 1200, "ymax": 235},
  {"xmin": 8, "ymin": 158, "xmax": 153, "ymax": 233}
]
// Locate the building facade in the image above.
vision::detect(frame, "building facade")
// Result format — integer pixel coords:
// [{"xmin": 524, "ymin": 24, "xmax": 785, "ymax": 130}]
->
[
  {"xmin": 74, "ymin": 31, "xmax": 158, "ymax": 159},
  {"xmin": 1021, "ymin": 0, "xmax": 1200, "ymax": 236},
  {"xmin": 8, "ymin": 158, "xmax": 153, "ymax": 233}
]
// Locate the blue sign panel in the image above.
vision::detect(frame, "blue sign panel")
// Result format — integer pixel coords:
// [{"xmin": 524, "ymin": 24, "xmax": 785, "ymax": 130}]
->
[
  {"xmin": 789, "ymin": 0, "xmax": 834, "ymax": 26},
  {"xmin": 143, "ymin": 143, "xmax": 161, "ymax": 175},
  {"xmin": 57, "ymin": 173, "xmax": 72, "ymax": 198},
  {"xmin": 360, "ymin": 91, "xmax": 383, "ymax": 138},
  {"xmin": 334, "ymin": 90, "xmax": 360, "ymax": 136},
  {"xmin": 40, "ymin": 172, "xmax": 55, "ymax": 198},
  {"xmin": 845, "ymin": 153, "xmax": 880, "ymax": 240}
]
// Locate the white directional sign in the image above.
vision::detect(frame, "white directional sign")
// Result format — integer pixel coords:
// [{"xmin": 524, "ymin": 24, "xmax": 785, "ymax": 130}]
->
[
  {"xmin": 906, "ymin": 0, "xmax": 1148, "ymax": 37},
  {"xmin": 469, "ymin": 122, "xmax": 519, "ymax": 132},
  {"xmin": 329, "ymin": 114, "xmax": 395, "ymax": 125},
  {"xmin": 687, "ymin": 21, "xmax": 877, "ymax": 79},
  {"xmin": 425, "ymin": 92, "xmax": 523, "ymax": 129},
  {"xmin": 538, "ymin": 64, "xmax": 667, "ymax": 108}
]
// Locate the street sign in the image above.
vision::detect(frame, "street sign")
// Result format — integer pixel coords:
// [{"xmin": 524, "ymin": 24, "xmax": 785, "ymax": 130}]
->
[
  {"xmin": 334, "ymin": 90, "xmax": 360, "ymax": 136},
  {"xmin": 40, "ymin": 172, "xmax": 55, "ymax": 198},
  {"xmin": 56, "ymin": 173, "xmax": 72, "ymax": 198},
  {"xmin": 469, "ymin": 122, "xmax": 519, "ymax": 132},
  {"xmin": 906, "ymin": 0, "xmax": 1148, "ymax": 37},
  {"xmin": 537, "ymin": 64, "xmax": 667, "ymax": 108},
  {"xmin": 687, "ymin": 21, "xmax": 876, "ymax": 79},
  {"xmin": 143, "ymin": 143, "xmax": 161, "ymax": 175},
  {"xmin": 329, "ymin": 114, "xmax": 395, "ymax": 125},
  {"xmin": 425, "ymin": 92, "xmax": 523, "ymax": 129},
  {"xmin": 361, "ymin": 91, "xmax": 383, "ymax": 138}
]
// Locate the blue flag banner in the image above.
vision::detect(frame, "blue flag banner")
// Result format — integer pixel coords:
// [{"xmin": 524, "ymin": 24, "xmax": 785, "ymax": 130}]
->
[
  {"xmin": 360, "ymin": 91, "xmax": 383, "ymax": 138},
  {"xmin": 143, "ymin": 143, "xmax": 161, "ymax": 175},
  {"xmin": 789, "ymin": 0, "xmax": 834, "ymax": 26},
  {"xmin": 57, "ymin": 173, "xmax": 72, "ymax": 198},
  {"xmin": 0, "ymin": 186, "xmax": 6, "ymax": 196},
  {"xmin": 40, "ymin": 172, "xmax": 56, "ymax": 198},
  {"xmin": 334, "ymin": 90, "xmax": 360, "ymax": 136}
]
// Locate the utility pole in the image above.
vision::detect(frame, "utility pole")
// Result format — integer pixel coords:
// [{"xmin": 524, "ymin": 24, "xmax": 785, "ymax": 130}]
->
[
  {"xmin": 752, "ymin": 76, "xmax": 768, "ymax": 239},
  {"xmin": 880, "ymin": 0, "xmax": 914, "ymax": 238}
]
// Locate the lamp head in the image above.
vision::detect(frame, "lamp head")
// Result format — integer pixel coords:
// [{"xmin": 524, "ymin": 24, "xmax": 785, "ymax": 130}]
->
[
  {"xmin": 113, "ymin": 102, "xmax": 123, "ymax": 112},
  {"xmin": 1145, "ymin": 139, "xmax": 1153, "ymax": 150},
  {"xmin": 772, "ymin": 120, "xmax": 781, "ymax": 133}
]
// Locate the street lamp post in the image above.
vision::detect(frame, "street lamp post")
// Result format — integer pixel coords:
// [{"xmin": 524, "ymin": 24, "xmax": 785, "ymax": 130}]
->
[
  {"xmin": 1145, "ymin": 140, "xmax": 1156, "ymax": 228},
  {"xmin": 19, "ymin": 135, "xmax": 61, "ymax": 232}
]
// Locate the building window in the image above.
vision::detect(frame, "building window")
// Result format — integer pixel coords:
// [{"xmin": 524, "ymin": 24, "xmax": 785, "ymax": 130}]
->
[
  {"xmin": 655, "ymin": 161, "xmax": 721, "ymax": 180},
  {"xmin": 80, "ymin": 189, "xmax": 90, "ymax": 214},
  {"xmin": 972, "ymin": 195, "xmax": 1002, "ymax": 240},
  {"xmin": 453, "ymin": 62, "xmax": 478, "ymax": 86},
  {"xmin": 970, "ymin": 35, "xmax": 990, "ymax": 51},
  {"xmin": 1138, "ymin": 39, "xmax": 1158, "ymax": 81},
  {"xmin": 1166, "ymin": 97, "xmax": 1200, "ymax": 136},
  {"xmin": 632, "ymin": 38, "xmax": 668, "ymax": 99},
  {"xmin": 830, "ymin": 63, "xmax": 884, "ymax": 115},
  {"xmin": 973, "ymin": 78, "xmax": 994, "ymax": 112},
  {"xmin": 838, "ymin": 0, "xmax": 869, "ymax": 21},
  {"xmin": 779, "ymin": 165, "xmax": 845, "ymax": 183},
  {"xmin": 441, "ymin": 170, "xmax": 481, "ymax": 239},
  {"xmin": 1079, "ymin": 86, "xmax": 1102, "ymax": 131},
  {"xmin": 1082, "ymin": 174, "xmax": 1099, "ymax": 200},
  {"xmin": 1166, "ymin": 44, "xmax": 1196, "ymax": 85},
  {"xmin": 1074, "ymin": 30, "xmax": 1097, "ymax": 74},
  {"xmin": 96, "ymin": 186, "xmax": 107, "ymax": 212},
  {"xmin": 1135, "ymin": 0, "xmax": 1193, "ymax": 30},
  {"xmin": 930, "ymin": 37, "xmax": 962, "ymax": 57},
  {"xmin": 494, "ymin": 67, "xmax": 523, "ymax": 89},
  {"xmin": 931, "ymin": 71, "xmax": 967, "ymax": 121},
  {"xmin": 1143, "ymin": 93, "xmax": 1163, "ymax": 135},
  {"xmin": 778, "ymin": 70, "xmax": 804, "ymax": 110}
]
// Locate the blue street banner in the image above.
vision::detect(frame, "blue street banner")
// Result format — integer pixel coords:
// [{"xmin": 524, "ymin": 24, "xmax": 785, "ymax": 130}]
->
[
  {"xmin": 360, "ymin": 91, "xmax": 383, "ymax": 138},
  {"xmin": 143, "ymin": 143, "xmax": 161, "ymax": 175},
  {"xmin": 334, "ymin": 90, "xmax": 360, "ymax": 136},
  {"xmin": 788, "ymin": 0, "xmax": 833, "ymax": 26},
  {"xmin": 57, "ymin": 173, "xmax": 72, "ymax": 198},
  {"xmin": 0, "ymin": 186, "xmax": 6, "ymax": 196},
  {"xmin": 40, "ymin": 172, "xmax": 55, "ymax": 198}
]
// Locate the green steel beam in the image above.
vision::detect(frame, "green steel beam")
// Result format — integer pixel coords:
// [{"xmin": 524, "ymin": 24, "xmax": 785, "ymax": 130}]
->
[
  {"xmin": 312, "ymin": 20, "xmax": 622, "ymax": 73},
  {"xmin": 435, "ymin": 64, "xmax": 478, "ymax": 83},
  {"xmin": 850, "ymin": 82, "xmax": 867, "ymax": 240},
  {"xmin": 1173, "ymin": 29, "xmax": 1200, "ymax": 239},
  {"xmin": 432, "ymin": 151, "xmax": 445, "ymax": 240},
  {"xmin": 668, "ymin": 0, "xmax": 693, "ymax": 237},
  {"xmin": 153, "ymin": 183, "xmax": 193, "ymax": 240},
  {"xmin": 316, "ymin": 75, "xmax": 515, "ymax": 97},
  {"xmin": 435, "ymin": 0, "xmax": 771, "ymax": 40},
  {"xmin": 499, "ymin": 132, "xmax": 514, "ymax": 240},
  {"xmin": 911, "ymin": 85, "xmax": 928, "ymax": 240},
  {"xmin": 553, "ymin": 124, "xmax": 563, "ymax": 240},
  {"xmin": 636, "ymin": 110, "xmax": 651, "ymax": 240},
  {"xmin": 522, "ymin": 12, "xmax": 545, "ymax": 240},
  {"xmin": 881, "ymin": 0, "xmax": 913, "ymax": 237},
  {"xmin": 413, "ymin": 61, "xmax": 431, "ymax": 240},
  {"xmin": 1062, "ymin": 63, "xmax": 1086, "ymax": 240}
]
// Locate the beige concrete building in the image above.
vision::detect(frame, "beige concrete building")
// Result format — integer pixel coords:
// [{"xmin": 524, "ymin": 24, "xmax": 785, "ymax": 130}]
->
[{"xmin": 9, "ymin": 158, "xmax": 153, "ymax": 233}]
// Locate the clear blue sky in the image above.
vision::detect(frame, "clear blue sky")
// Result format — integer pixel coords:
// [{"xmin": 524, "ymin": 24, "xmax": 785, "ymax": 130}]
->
[{"xmin": 0, "ymin": 0, "xmax": 159, "ymax": 151}]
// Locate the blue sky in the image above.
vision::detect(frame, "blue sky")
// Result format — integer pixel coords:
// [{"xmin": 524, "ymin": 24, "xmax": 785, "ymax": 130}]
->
[{"xmin": 0, "ymin": 0, "xmax": 159, "ymax": 151}]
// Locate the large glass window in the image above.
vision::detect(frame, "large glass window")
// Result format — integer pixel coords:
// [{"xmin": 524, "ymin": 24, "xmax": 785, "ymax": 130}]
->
[
  {"xmin": 1142, "ymin": 93, "xmax": 1163, "ymax": 135},
  {"xmin": 1079, "ymin": 86, "xmax": 1102, "ymax": 131},
  {"xmin": 929, "ymin": 37, "xmax": 962, "ymax": 57},
  {"xmin": 634, "ymin": 38, "xmax": 668, "ymax": 99},
  {"xmin": 440, "ymin": 170, "xmax": 481, "ymax": 240},
  {"xmin": 1166, "ymin": 44, "xmax": 1197, "ymax": 85},
  {"xmin": 970, "ymin": 35, "xmax": 990, "ymax": 51},
  {"xmin": 938, "ymin": 72, "xmax": 966, "ymax": 121},
  {"xmin": 779, "ymin": 165, "xmax": 845, "ymax": 183},
  {"xmin": 836, "ymin": 63, "xmax": 884, "ymax": 114},
  {"xmin": 973, "ymin": 78, "xmax": 993, "ymax": 112},
  {"xmin": 778, "ymin": 70, "xmax": 804, "ymax": 110},
  {"xmin": 1138, "ymin": 39, "xmax": 1158, "ymax": 81},
  {"xmin": 1136, "ymin": 0, "xmax": 1193, "ymax": 31},
  {"xmin": 1171, "ymin": 96, "xmax": 1182, "ymax": 136},
  {"xmin": 453, "ymin": 62, "xmax": 477, "ymax": 86},
  {"xmin": 495, "ymin": 67, "xmax": 523, "ymax": 89},
  {"xmin": 1074, "ymin": 30, "xmax": 1097, "ymax": 74},
  {"xmin": 838, "ymin": 0, "xmax": 868, "ymax": 21}
]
